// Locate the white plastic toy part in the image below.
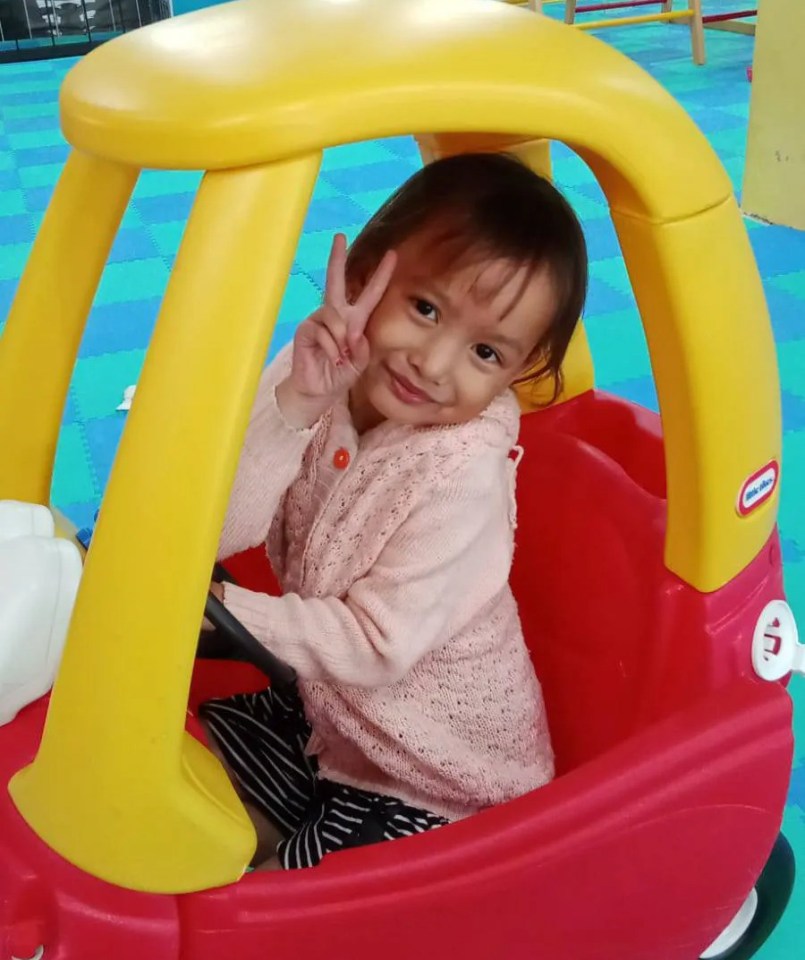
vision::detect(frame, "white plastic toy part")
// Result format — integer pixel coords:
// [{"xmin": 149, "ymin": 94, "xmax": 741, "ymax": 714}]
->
[
  {"xmin": 117, "ymin": 384, "xmax": 137, "ymax": 411},
  {"xmin": 0, "ymin": 501, "xmax": 83, "ymax": 727},
  {"xmin": 751, "ymin": 600, "xmax": 804, "ymax": 682},
  {"xmin": 0, "ymin": 499, "xmax": 55, "ymax": 542}
]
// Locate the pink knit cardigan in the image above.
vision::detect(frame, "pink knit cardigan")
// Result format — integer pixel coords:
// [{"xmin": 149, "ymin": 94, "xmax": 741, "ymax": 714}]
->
[{"xmin": 218, "ymin": 347, "xmax": 554, "ymax": 820}]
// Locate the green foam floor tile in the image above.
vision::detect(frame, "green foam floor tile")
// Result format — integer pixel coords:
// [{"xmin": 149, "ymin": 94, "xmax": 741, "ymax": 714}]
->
[
  {"xmin": 119, "ymin": 205, "xmax": 144, "ymax": 229},
  {"xmin": 321, "ymin": 141, "xmax": 396, "ymax": 171},
  {"xmin": 586, "ymin": 308, "xmax": 652, "ymax": 387},
  {"xmin": 778, "ymin": 434, "xmax": 805, "ymax": 541},
  {"xmin": 1, "ymin": 103, "xmax": 58, "ymax": 120},
  {"xmin": 777, "ymin": 341, "xmax": 805, "ymax": 399},
  {"xmin": 277, "ymin": 273, "xmax": 322, "ymax": 328},
  {"xmin": 94, "ymin": 258, "xmax": 170, "ymax": 306},
  {"xmin": 52, "ymin": 422, "xmax": 98, "ymax": 504},
  {"xmin": 135, "ymin": 170, "xmax": 203, "ymax": 199},
  {"xmin": 147, "ymin": 220, "xmax": 187, "ymax": 259},
  {"xmin": 349, "ymin": 188, "xmax": 400, "ymax": 217},
  {"xmin": 0, "ymin": 189, "xmax": 26, "ymax": 216},
  {"xmin": 293, "ymin": 230, "xmax": 339, "ymax": 274},
  {"xmin": 310, "ymin": 176, "xmax": 344, "ymax": 201},
  {"xmin": 7, "ymin": 128, "xmax": 65, "ymax": 150},
  {"xmin": 0, "ymin": 241, "xmax": 32, "ymax": 281},
  {"xmin": 772, "ymin": 270, "xmax": 805, "ymax": 300},
  {"xmin": 71, "ymin": 350, "xmax": 147, "ymax": 421},
  {"xmin": 720, "ymin": 101, "xmax": 751, "ymax": 121},
  {"xmin": 589, "ymin": 257, "xmax": 635, "ymax": 297},
  {"xmin": 665, "ymin": 76, "xmax": 716, "ymax": 95},
  {"xmin": 562, "ymin": 185, "xmax": 610, "ymax": 222},
  {"xmin": 18, "ymin": 162, "xmax": 63, "ymax": 189},
  {"xmin": 708, "ymin": 127, "xmax": 748, "ymax": 157},
  {"xmin": 720, "ymin": 157, "xmax": 746, "ymax": 188},
  {"xmin": 783, "ymin": 565, "xmax": 805, "ymax": 644},
  {"xmin": 553, "ymin": 155, "xmax": 598, "ymax": 190},
  {"xmin": 0, "ymin": 79, "xmax": 63, "ymax": 95},
  {"xmin": 792, "ymin": 701, "xmax": 805, "ymax": 779}
]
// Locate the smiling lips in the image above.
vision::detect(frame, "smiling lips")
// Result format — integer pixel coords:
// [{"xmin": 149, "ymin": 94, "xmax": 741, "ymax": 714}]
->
[{"xmin": 385, "ymin": 365, "xmax": 436, "ymax": 405}]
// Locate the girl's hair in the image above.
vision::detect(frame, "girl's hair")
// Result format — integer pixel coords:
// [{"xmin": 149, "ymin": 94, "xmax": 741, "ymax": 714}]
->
[{"xmin": 346, "ymin": 151, "xmax": 588, "ymax": 402}]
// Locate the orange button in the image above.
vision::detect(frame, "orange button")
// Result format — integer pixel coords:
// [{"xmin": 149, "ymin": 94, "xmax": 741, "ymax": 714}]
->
[{"xmin": 333, "ymin": 447, "xmax": 351, "ymax": 470}]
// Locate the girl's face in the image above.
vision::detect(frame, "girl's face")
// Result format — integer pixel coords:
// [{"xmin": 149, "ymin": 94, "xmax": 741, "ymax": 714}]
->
[{"xmin": 350, "ymin": 229, "xmax": 557, "ymax": 433}]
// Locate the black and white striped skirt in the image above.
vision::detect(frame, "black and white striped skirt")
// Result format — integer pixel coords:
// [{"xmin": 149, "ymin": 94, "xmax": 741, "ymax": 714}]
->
[{"xmin": 199, "ymin": 685, "xmax": 449, "ymax": 869}]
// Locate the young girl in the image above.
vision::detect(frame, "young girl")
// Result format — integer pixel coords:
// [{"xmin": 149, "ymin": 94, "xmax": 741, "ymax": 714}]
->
[{"xmin": 200, "ymin": 151, "xmax": 588, "ymax": 870}]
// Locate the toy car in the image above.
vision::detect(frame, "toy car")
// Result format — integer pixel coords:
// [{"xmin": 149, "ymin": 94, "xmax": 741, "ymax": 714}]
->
[{"xmin": 0, "ymin": 1, "xmax": 800, "ymax": 959}]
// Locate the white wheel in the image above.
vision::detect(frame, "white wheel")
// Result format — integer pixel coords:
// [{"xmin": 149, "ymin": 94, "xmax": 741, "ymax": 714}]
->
[
  {"xmin": 699, "ymin": 888, "xmax": 758, "ymax": 958},
  {"xmin": 12, "ymin": 947, "xmax": 45, "ymax": 960}
]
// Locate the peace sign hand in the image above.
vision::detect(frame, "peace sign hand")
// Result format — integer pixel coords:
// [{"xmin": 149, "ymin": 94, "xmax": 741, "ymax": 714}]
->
[{"xmin": 276, "ymin": 234, "xmax": 396, "ymax": 429}]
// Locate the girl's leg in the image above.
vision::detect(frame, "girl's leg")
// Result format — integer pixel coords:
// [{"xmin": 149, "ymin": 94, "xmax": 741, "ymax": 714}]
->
[
  {"xmin": 273, "ymin": 781, "xmax": 451, "ymax": 870},
  {"xmin": 245, "ymin": 804, "xmax": 285, "ymax": 866},
  {"xmin": 198, "ymin": 686, "xmax": 318, "ymax": 867},
  {"xmin": 199, "ymin": 715, "xmax": 285, "ymax": 863}
]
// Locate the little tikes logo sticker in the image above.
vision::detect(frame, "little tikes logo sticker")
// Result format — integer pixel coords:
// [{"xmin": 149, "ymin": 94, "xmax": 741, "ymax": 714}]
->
[{"xmin": 737, "ymin": 461, "xmax": 779, "ymax": 517}]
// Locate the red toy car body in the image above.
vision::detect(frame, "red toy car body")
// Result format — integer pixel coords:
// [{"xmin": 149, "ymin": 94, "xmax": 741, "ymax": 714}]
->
[{"xmin": 0, "ymin": 393, "xmax": 794, "ymax": 960}]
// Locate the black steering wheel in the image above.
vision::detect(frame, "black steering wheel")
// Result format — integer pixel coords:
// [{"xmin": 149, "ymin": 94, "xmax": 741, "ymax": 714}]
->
[{"xmin": 199, "ymin": 565, "xmax": 297, "ymax": 690}]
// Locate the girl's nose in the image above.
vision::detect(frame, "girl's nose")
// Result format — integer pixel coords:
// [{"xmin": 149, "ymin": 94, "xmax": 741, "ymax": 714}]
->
[{"xmin": 410, "ymin": 332, "xmax": 458, "ymax": 386}]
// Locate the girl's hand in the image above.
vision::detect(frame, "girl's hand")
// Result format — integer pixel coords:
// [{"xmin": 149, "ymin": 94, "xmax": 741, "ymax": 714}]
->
[
  {"xmin": 276, "ymin": 234, "xmax": 396, "ymax": 428},
  {"xmin": 201, "ymin": 581, "xmax": 225, "ymax": 632}
]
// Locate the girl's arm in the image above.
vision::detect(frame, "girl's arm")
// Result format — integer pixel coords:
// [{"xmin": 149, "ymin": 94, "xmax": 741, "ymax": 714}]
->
[
  {"xmin": 217, "ymin": 347, "xmax": 318, "ymax": 560},
  {"xmin": 220, "ymin": 464, "xmax": 513, "ymax": 686},
  {"xmin": 219, "ymin": 236, "xmax": 397, "ymax": 562}
]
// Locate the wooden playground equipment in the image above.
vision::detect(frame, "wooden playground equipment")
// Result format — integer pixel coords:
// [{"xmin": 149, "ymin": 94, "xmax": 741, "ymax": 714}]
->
[
  {"xmin": 520, "ymin": 2, "xmax": 760, "ymax": 63},
  {"xmin": 529, "ymin": 1, "xmax": 756, "ymax": 29},
  {"xmin": 701, "ymin": 6, "xmax": 756, "ymax": 35},
  {"xmin": 524, "ymin": 1, "xmax": 705, "ymax": 65}
]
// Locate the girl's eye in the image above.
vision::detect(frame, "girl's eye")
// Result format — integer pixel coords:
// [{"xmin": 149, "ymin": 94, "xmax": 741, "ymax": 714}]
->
[
  {"xmin": 413, "ymin": 299, "xmax": 437, "ymax": 321},
  {"xmin": 474, "ymin": 343, "xmax": 501, "ymax": 364}
]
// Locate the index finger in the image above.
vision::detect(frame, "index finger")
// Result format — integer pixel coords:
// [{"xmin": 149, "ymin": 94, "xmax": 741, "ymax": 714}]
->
[
  {"xmin": 324, "ymin": 233, "xmax": 348, "ymax": 307},
  {"xmin": 353, "ymin": 249, "xmax": 397, "ymax": 320}
]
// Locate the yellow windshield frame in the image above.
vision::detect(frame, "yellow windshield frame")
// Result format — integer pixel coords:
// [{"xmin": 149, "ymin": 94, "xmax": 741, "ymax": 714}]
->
[{"xmin": 0, "ymin": 0, "xmax": 780, "ymax": 893}]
